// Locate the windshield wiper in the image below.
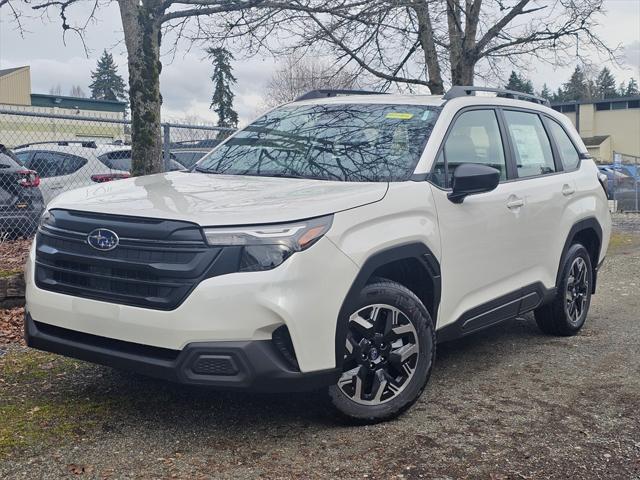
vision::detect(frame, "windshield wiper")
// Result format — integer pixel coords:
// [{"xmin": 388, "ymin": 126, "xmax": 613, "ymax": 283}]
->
[
  {"xmin": 193, "ymin": 166, "xmax": 223, "ymax": 174},
  {"xmin": 263, "ymin": 172, "xmax": 309, "ymax": 179}
]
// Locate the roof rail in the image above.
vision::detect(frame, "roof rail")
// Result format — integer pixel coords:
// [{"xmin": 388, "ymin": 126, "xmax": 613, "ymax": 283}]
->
[
  {"xmin": 14, "ymin": 140, "xmax": 98, "ymax": 149},
  {"xmin": 443, "ymin": 86, "xmax": 550, "ymax": 106},
  {"xmin": 294, "ymin": 89, "xmax": 387, "ymax": 101}
]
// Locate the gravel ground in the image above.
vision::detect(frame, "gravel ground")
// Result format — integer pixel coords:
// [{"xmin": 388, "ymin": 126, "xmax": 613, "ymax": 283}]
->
[{"xmin": 0, "ymin": 218, "xmax": 639, "ymax": 479}]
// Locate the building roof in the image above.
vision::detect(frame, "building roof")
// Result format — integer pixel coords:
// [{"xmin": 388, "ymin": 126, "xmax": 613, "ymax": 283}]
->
[
  {"xmin": 551, "ymin": 95, "xmax": 640, "ymax": 107},
  {"xmin": 0, "ymin": 66, "xmax": 28, "ymax": 78},
  {"xmin": 582, "ymin": 135, "xmax": 610, "ymax": 147},
  {"xmin": 30, "ymin": 93, "xmax": 127, "ymax": 113}
]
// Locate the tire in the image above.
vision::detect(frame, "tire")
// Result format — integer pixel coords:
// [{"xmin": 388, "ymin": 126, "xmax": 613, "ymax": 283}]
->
[
  {"xmin": 535, "ymin": 243, "xmax": 593, "ymax": 336},
  {"xmin": 328, "ymin": 279, "xmax": 436, "ymax": 424}
]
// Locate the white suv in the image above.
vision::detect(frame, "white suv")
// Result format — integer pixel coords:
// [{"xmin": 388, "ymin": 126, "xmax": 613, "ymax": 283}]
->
[{"xmin": 24, "ymin": 87, "xmax": 611, "ymax": 423}]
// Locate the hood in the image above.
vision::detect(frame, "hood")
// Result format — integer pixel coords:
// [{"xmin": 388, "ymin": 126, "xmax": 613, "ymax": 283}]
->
[{"xmin": 48, "ymin": 171, "xmax": 388, "ymax": 226}]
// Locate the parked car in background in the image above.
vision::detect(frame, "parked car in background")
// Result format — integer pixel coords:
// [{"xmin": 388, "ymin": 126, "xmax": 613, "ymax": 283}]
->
[
  {"xmin": 597, "ymin": 165, "xmax": 635, "ymax": 198},
  {"xmin": 13, "ymin": 141, "xmax": 184, "ymax": 205},
  {"xmin": 171, "ymin": 139, "xmax": 220, "ymax": 169},
  {"xmin": 0, "ymin": 144, "xmax": 44, "ymax": 237}
]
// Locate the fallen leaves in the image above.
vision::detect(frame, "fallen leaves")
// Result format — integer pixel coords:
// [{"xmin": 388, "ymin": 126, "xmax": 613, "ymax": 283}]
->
[
  {"xmin": 67, "ymin": 463, "xmax": 94, "ymax": 475},
  {"xmin": 0, "ymin": 307, "xmax": 24, "ymax": 345},
  {"xmin": 0, "ymin": 238, "xmax": 31, "ymax": 272}
]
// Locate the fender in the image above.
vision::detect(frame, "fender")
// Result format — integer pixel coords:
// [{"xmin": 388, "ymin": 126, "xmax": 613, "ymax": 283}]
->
[{"xmin": 334, "ymin": 242, "xmax": 441, "ymax": 367}]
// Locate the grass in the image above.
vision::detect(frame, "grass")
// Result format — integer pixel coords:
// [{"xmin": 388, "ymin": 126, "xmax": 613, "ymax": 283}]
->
[
  {"xmin": 0, "ymin": 349, "xmax": 114, "ymax": 458},
  {"xmin": 607, "ymin": 231, "xmax": 640, "ymax": 254}
]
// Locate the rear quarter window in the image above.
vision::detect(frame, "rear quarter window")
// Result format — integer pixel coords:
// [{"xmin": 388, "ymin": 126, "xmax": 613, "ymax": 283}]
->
[{"xmin": 546, "ymin": 120, "xmax": 580, "ymax": 170}]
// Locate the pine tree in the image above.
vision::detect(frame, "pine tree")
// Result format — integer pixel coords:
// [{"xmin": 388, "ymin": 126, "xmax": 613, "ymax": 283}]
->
[
  {"xmin": 504, "ymin": 70, "xmax": 534, "ymax": 94},
  {"xmin": 539, "ymin": 83, "xmax": 552, "ymax": 101},
  {"xmin": 626, "ymin": 78, "xmax": 639, "ymax": 96},
  {"xmin": 553, "ymin": 87, "xmax": 566, "ymax": 103},
  {"xmin": 207, "ymin": 47, "xmax": 239, "ymax": 133},
  {"xmin": 89, "ymin": 50, "xmax": 127, "ymax": 101},
  {"xmin": 595, "ymin": 67, "xmax": 617, "ymax": 99},
  {"xmin": 563, "ymin": 66, "xmax": 588, "ymax": 101},
  {"xmin": 618, "ymin": 81, "xmax": 628, "ymax": 97}
]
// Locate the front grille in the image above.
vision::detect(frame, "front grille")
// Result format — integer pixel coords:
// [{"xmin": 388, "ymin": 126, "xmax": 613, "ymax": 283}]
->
[{"xmin": 35, "ymin": 209, "xmax": 237, "ymax": 310}]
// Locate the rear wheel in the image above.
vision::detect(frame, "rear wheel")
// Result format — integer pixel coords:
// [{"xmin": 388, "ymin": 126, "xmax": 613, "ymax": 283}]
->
[
  {"xmin": 535, "ymin": 243, "xmax": 593, "ymax": 336},
  {"xmin": 329, "ymin": 279, "xmax": 435, "ymax": 423}
]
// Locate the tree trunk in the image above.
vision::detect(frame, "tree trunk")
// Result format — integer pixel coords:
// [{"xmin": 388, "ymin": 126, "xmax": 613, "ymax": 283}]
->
[
  {"xmin": 118, "ymin": 0, "xmax": 165, "ymax": 176},
  {"xmin": 451, "ymin": 59, "xmax": 475, "ymax": 86},
  {"xmin": 445, "ymin": 0, "xmax": 478, "ymax": 87},
  {"xmin": 413, "ymin": 1, "xmax": 444, "ymax": 95}
]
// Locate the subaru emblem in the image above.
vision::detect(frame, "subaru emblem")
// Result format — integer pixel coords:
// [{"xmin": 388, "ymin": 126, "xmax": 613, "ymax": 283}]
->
[{"xmin": 87, "ymin": 228, "xmax": 119, "ymax": 251}]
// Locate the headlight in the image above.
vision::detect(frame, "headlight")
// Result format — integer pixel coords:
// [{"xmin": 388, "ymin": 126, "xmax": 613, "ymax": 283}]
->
[
  {"xmin": 39, "ymin": 209, "xmax": 52, "ymax": 228},
  {"xmin": 202, "ymin": 215, "xmax": 333, "ymax": 271}
]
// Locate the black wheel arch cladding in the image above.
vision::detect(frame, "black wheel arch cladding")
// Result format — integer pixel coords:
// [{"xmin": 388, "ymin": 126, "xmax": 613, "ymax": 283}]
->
[
  {"xmin": 334, "ymin": 242, "xmax": 441, "ymax": 368},
  {"xmin": 558, "ymin": 217, "xmax": 603, "ymax": 293}
]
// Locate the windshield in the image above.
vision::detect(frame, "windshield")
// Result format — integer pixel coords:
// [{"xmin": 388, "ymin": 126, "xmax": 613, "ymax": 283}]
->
[{"xmin": 196, "ymin": 103, "xmax": 440, "ymax": 182}]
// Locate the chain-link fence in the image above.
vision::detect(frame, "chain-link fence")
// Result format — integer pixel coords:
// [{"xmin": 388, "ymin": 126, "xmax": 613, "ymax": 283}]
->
[
  {"xmin": 602, "ymin": 152, "xmax": 640, "ymax": 213},
  {"xmin": 0, "ymin": 109, "xmax": 234, "ymax": 239}
]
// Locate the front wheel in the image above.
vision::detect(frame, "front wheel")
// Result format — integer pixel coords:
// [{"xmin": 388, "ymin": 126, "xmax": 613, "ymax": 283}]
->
[
  {"xmin": 328, "ymin": 279, "xmax": 435, "ymax": 424},
  {"xmin": 535, "ymin": 243, "xmax": 593, "ymax": 336}
]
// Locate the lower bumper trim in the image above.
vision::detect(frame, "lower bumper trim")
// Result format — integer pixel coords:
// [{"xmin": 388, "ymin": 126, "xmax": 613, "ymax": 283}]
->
[{"xmin": 24, "ymin": 313, "xmax": 340, "ymax": 392}]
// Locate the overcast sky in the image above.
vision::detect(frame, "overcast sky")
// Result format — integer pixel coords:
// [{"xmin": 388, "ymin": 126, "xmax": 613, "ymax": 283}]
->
[{"xmin": 1, "ymin": 0, "xmax": 638, "ymax": 125}]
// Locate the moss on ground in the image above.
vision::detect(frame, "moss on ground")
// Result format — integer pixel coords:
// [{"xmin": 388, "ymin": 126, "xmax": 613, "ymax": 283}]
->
[
  {"xmin": 0, "ymin": 349, "xmax": 114, "ymax": 458},
  {"xmin": 0, "ymin": 400, "xmax": 111, "ymax": 457},
  {"xmin": 607, "ymin": 232, "xmax": 640, "ymax": 254},
  {"xmin": 0, "ymin": 269, "xmax": 21, "ymax": 279}
]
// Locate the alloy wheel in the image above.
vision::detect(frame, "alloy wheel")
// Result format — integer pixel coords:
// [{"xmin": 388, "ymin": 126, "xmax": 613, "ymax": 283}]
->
[
  {"xmin": 565, "ymin": 257, "xmax": 589, "ymax": 324},
  {"xmin": 338, "ymin": 304, "xmax": 419, "ymax": 405}
]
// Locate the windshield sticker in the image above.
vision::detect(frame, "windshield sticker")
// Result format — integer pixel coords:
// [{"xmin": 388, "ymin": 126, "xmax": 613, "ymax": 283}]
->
[{"xmin": 386, "ymin": 112, "xmax": 414, "ymax": 120}]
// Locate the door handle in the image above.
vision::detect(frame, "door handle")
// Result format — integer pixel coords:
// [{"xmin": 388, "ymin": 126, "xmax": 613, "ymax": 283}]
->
[
  {"xmin": 506, "ymin": 197, "xmax": 524, "ymax": 209},
  {"xmin": 562, "ymin": 184, "xmax": 575, "ymax": 196}
]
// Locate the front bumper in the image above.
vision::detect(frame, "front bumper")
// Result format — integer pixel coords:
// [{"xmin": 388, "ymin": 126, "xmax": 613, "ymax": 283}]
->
[
  {"xmin": 25, "ymin": 235, "xmax": 359, "ymax": 373},
  {"xmin": 25, "ymin": 313, "xmax": 340, "ymax": 392}
]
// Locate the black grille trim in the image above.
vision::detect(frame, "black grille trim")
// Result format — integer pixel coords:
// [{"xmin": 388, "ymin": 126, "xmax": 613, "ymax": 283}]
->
[{"xmin": 34, "ymin": 209, "xmax": 242, "ymax": 310}]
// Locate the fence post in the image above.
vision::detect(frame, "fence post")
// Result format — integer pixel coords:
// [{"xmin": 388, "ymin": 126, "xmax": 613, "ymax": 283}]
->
[{"xmin": 162, "ymin": 123, "xmax": 171, "ymax": 173}]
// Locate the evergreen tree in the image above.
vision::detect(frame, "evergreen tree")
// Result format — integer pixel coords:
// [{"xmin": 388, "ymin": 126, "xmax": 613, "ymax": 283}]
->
[
  {"xmin": 626, "ymin": 78, "xmax": 639, "ymax": 96},
  {"xmin": 539, "ymin": 83, "xmax": 552, "ymax": 101},
  {"xmin": 563, "ymin": 66, "xmax": 588, "ymax": 101},
  {"xmin": 504, "ymin": 70, "xmax": 534, "ymax": 94},
  {"xmin": 618, "ymin": 81, "xmax": 627, "ymax": 97},
  {"xmin": 89, "ymin": 50, "xmax": 127, "ymax": 101},
  {"xmin": 595, "ymin": 67, "xmax": 617, "ymax": 99},
  {"xmin": 207, "ymin": 47, "xmax": 239, "ymax": 132}
]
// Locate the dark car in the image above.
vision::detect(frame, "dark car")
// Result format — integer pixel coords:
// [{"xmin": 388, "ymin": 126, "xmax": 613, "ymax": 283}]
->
[
  {"xmin": 170, "ymin": 139, "xmax": 221, "ymax": 169},
  {"xmin": 0, "ymin": 145, "xmax": 44, "ymax": 237}
]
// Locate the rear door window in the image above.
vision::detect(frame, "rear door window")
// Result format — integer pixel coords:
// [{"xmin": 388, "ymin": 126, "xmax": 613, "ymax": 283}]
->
[
  {"xmin": 29, "ymin": 151, "xmax": 66, "ymax": 178},
  {"xmin": 503, "ymin": 111, "xmax": 555, "ymax": 178}
]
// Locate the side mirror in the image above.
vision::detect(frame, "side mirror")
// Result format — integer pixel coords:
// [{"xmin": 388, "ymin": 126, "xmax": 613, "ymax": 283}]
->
[{"xmin": 447, "ymin": 163, "xmax": 500, "ymax": 204}]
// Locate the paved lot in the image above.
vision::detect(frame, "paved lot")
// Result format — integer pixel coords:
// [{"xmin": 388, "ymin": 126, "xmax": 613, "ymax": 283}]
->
[{"xmin": 0, "ymin": 216, "xmax": 639, "ymax": 479}]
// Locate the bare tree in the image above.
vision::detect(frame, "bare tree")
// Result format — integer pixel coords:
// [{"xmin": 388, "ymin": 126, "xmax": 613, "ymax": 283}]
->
[
  {"xmin": 69, "ymin": 85, "xmax": 87, "ymax": 98},
  {"xmin": 264, "ymin": 54, "xmax": 359, "ymax": 107},
  {"xmin": 49, "ymin": 84, "xmax": 62, "ymax": 95},
  {"xmin": 284, "ymin": 0, "xmax": 618, "ymax": 94},
  {"xmin": 0, "ymin": 0, "xmax": 24, "ymax": 35},
  {"xmin": 30, "ymin": 0, "xmax": 365, "ymax": 176}
]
